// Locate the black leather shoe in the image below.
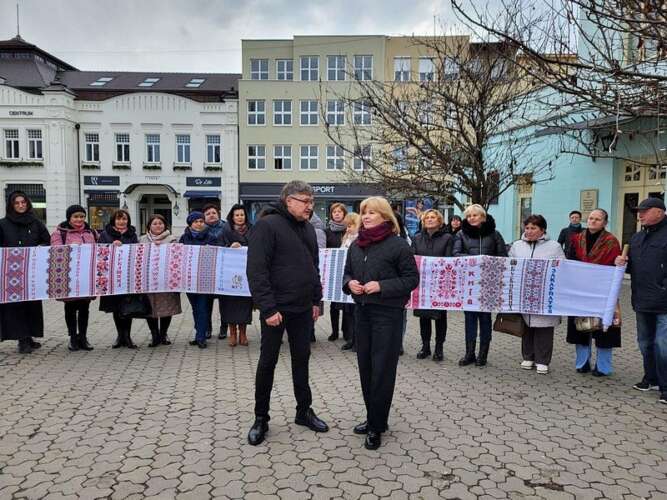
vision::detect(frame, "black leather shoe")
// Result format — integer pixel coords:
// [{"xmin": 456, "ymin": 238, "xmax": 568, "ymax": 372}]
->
[
  {"xmin": 112, "ymin": 334, "xmax": 126, "ymax": 348},
  {"xmin": 78, "ymin": 335, "xmax": 93, "ymax": 351},
  {"xmin": 295, "ymin": 409, "xmax": 329, "ymax": 433},
  {"xmin": 328, "ymin": 333, "xmax": 338, "ymax": 341},
  {"xmin": 126, "ymin": 334, "xmax": 138, "ymax": 349},
  {"xmin": 416, "ymin": 348, "xmax": 431, "ymax": 359},
  {"xmin": 432, "ymin": 351, "xmax": 444, "ymax": 362},
  {"xmin": 17, "ymin": 339, "xmax": 33, "ymax": 354},
  {"xmin": 341, "ymin": 342, "xmax": 354, "ymax": 351},
  {"xmin": 218, "ymin": 332, "xmax": 227, "ymax": 340},
  {"xmin": 68, "ymin": 336, "xmax": 80, "ymax": 352},
  {"xmin": 189, "ymin": 340, "xmax": 199, "ymax": 346},
  {"xmin": 591, "ymin": 368, "xmax": 608, "ymax": 377},
  {"xmin": 364, "ymin": 431, "xmax": 382, "ymax": 450},
  {"xmin": 197, "ymin": 341, "xmax": 207, "ymax": 349},
  {"xmin": 576, "ymin": 361, "xmax": 591, "ymax": 373},
  {"xmin": 353, "ymin": 421, "xmax": 368, "ymax": 435},
  {"xmin": 28, "ymin": 338, "xmax": 42, "ymax": 349},
  {"xmin": 247, "ymin": 418, "xmax": 269, "ymax": 446}
]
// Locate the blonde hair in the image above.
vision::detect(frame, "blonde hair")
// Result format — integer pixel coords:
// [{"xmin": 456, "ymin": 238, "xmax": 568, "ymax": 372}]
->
[
  {"xmin": 463, "ymin": 203, "xmax": 487, "ymax": 220},
  {"xmin": 344, "ymin": 212, "xmax": 360, "ymax": 231},
  {"xmin": 421, "ymin": 209, "xmax": 444, "ymax": 228},
  {"xmin": 359, "ymin": 196, "xmax": 400, "ymax": 234},
  {"xmin": 329, "ymin": 202, "xmax": 348, "ymax": 219}
]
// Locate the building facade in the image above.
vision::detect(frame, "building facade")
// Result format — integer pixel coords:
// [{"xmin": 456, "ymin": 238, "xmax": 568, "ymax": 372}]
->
[{"xmin": 0, "ymin": 36, "xmax": 240, "ymax": 234}]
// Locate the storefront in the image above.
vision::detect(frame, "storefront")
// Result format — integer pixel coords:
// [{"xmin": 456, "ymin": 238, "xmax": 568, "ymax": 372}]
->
[
  {"xmin": 183, "ymin": 177, "xmax": 223, "ymax": 213},
  {"xmin": 4, "ymin": 183, "xmax": 47, "ymax": 224},
  {"xmin": 239, "ymin": 183, "xmax": 384, "ymax": 223},
  {"xmin": 83, "ymin": 176, "xmax": 121, "ymax": 231}
]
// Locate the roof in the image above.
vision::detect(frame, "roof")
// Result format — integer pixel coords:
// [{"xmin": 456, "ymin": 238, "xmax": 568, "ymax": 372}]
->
[
  {"xmin": 0, "ymin": 35, "xmax": 77, "ymax": 71},
  {"xmin": 534, "ymin": 115, "xmax": 637, "ymax": 137}
]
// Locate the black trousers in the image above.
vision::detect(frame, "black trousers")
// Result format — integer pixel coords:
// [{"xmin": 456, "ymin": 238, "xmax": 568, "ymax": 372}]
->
[
  {"xmin": 342, "ymin": 304, "xmax": 355, "ymax": 343},
  {"xmin": 521, "ymin": 326, "xmax": 555, "ymax": 365},
  {"xmin": 254, "ymin": 309, "xmax": 313, "ymax": 420},
  {"xmin": 419, "ymin": 314, "xmax": 447, "ymax": 347},
  {"xmin": 207, "ymin": 296, "xmax": 228, "ymax": 335},
  {"xmin": 112, "ymin": 312, "xmax": 132, "ymax": 336},
  {"xmin": 64, "ymin": 299, "xmax": 91, "ymax": 337},
  {"xmin": 355, "ymin": 304, "xmax": 404, "ymax": 433},
  {"xmin": 146, "ymin": 316, "xmax": 172, "ymax": 335}
]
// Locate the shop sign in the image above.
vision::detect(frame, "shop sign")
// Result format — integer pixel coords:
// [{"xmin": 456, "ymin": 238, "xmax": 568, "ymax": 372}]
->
[
  {"xmin": 186, "ymin": 177, "xmax": 221, "ymax": 187},
  {"xmin": 83, "ymin": 175, "xmax": 120, "ymax": 186},
  {"xmin": 580, "ymin": 189, "xmax": 598, "ymax": 218}
]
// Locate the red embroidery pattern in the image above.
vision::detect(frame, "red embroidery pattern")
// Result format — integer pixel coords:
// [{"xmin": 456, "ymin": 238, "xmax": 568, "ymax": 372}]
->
[
  {"xmin": 478, "ymin": 256, "xmax": 506, "ymax": 311},
  {"xmin": 1, "ymin": 248, "xmax": 29, "ymax": 303},
  {"xmin": 95, "ymin": 245, "xmax": 111, "ymax": 296},
  {"xmin": 196, "ymin": 245, "xmax": 218, "ymax": 294},
  {"xmin": 47, "ymin": 245, "xmax": 72, "ymax": 299},
  {"xmin": 167, "ymin": 244, "xmax": 184, "ymax": 290},
  {"xmin": 519, "ymin": 259, "xmax": 549, "ymax": 314}
]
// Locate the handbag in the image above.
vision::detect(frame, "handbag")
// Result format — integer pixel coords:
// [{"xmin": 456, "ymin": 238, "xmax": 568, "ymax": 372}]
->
[
  {"xmin": 119, "ymin": 294, "xmax": 152, "ymax": 319},
  {"xmin": 493, "ymin": 313, "xmax": 527, "ymax": 337},
  {"xmin": 574, "ymin": 316, "xmax": 602, "ymax": 333}
]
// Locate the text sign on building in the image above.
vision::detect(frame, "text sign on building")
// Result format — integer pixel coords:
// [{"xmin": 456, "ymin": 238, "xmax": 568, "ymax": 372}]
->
[
  {"xmin": 83, "ymin": 176, "xmax": 120, "ymax": 186},
  {"xmin": 8, "ymin": 111, "xmax": 34, "ymax": 116},
  {"xmin": 313, "ymin": 185, "xmax": 336, "ymax": 194},
  {"xmin": 580, "ymin": 189, "xmax": 599, "ymax": 218},
  {"xmin": 186, "ymin": 177, "xmax": 222, "ymax": 187}
]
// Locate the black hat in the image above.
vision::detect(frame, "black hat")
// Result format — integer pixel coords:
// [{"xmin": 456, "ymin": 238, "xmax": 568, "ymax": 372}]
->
[
  {"xmin": 632, "ymin": 197, "xmax": 666, "ymax": 212},
  {"xmin": 66, "ymin": 204, "xmax": 86, "ymax": 220}
]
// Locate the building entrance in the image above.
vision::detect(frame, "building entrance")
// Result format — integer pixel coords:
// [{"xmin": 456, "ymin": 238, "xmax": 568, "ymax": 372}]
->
[
  {"xmin": 617, "ymin": 162, "xmax": 666, "ymax": 245},
  {"xmin": 139, "ymin": 194, "xmax": 172, "ymax": 233}
]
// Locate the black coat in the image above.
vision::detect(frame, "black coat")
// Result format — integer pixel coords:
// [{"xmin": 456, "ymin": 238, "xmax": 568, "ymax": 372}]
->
[
  {"xmin": 411, "ymin": 227, "xmax": 453, "ymax": 319},
  {"xmin": 179, "ymin": 227, "xmax": 226, "ymax": 246},
  {"xmin": 0, "ymin": 213, "xmax": 50, "ymax": 341},
  {"xmin": 221, "ymin": 224, "xmax": 254, "ymax": 324},
  {"xmin": 98, "ymin": 224, "xmax": 139, "ymax": 313},
  {"xmin": 325, "ymin": 227, "xmax": 345, "ymax": 248},
  {"xmin": 557, "ymin": 225, "xmax": 584, "ymax": 255},
  {"xmin": 246, "ymin": 203, "xmax": 322, "ymax": 318},
  {"xmin": 453, "ymin": 215, "xmax": 507, "ymax": 257},
  {"xmin": 627, "ymin": 217, "xmax": 667, "ymax": 313},
  {"xmin": 223, "ymin": 224, "xmax": 252, "ymax": 247},
  {"xmin": 343, "ymin": 234, "xmax": 419, "ymax": 308}
]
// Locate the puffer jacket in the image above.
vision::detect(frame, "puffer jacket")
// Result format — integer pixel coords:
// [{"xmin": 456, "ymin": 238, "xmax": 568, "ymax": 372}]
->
[
  {"xmin": 627, "ymin": 216, "xmax": 667, "ymax": 313},
  {"xmin": 51, "ymin": 221, "xmax": 98, "ymax": 246},
  {"xmin": 411, "ymin": 227, "xmax": 454, "ymax": 258},
  {"xmin": 508, "ymin": 233, "xmax": 565, "ymax": 327},
  {"xmin": 453, "ymin": 214, "xmax": 507, "ymax": 257}
]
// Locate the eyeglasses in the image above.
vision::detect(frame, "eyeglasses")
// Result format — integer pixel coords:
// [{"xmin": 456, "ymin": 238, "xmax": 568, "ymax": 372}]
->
[{"xmin": 289, "ymin": 196, "xmax": 315, "ymax": 206}]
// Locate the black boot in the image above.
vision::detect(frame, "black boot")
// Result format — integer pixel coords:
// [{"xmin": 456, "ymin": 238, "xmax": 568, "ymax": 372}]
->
[
  {"xmin": 68, "ymin": 334, "xmax": 80, "ymax": 352},
  {"xmin": 17, "ymin": 338, "xmax": 33, "ymax": 354},
  {"xmin": 28, "ymin": 337, "xmax": 42, "ymax": 349},
  {"xmin": 416, "ymin": 345, "xmax": 431, "ymax": 359},
  {"xmin": 433, "ymin": 342, "xmax": 444, "ymax": 361},
  {"xmin": 248, "ymin": 417, "xmax": 269, "ymax": 446},
  {"xmin": 126, "ymin": 330, "xmax": 138, "ymax": 349},
  {"xmin": 458, "ymin": 341, "xmax": 476, "ymax": 366},
  {"xmin": 112, "ymin": 330, "xmax": 126, "ymax": 348},
  {"xmin": 475, "ymin": 342, "xmax": 490, "ymax": 367},
  {"xmin": 148, "ymin": 328, "xmax": 160, "ymax": 348},
  {"xmin": 78, "ymin": 334, "xmax": 93, "ymax": 351}
]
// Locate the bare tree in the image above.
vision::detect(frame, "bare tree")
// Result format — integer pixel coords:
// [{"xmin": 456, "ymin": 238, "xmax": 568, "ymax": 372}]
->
[{"xmin": 320, "ymin": 34, "xmax": 558, "ymax": 209}]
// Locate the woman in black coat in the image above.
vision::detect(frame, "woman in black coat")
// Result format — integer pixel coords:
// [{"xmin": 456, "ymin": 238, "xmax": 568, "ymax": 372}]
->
[
  {"xmin": 0, "ymin": 191, "xmax": 50, "ymax": 353},
  {"xmin": 343, "ymin": 196, "xmax": 419, "ymax": 450},
  {"xmin": 98, "ymin": 209, "xmax": 140, "ymax": 348},
  {"xmin": 453, "ymin": 204, "xmax": 507, "ymax": 367},
  {"xmin": 324, "ymin": 202, "xmax": 348, "ymax": 342},
  {"xmin": 221, "ymin": 204, "xmax": 254, "ymax": 347},
  {"xmin": 411, "ymin": 209, "xmax": 453, "ymax": 361}
]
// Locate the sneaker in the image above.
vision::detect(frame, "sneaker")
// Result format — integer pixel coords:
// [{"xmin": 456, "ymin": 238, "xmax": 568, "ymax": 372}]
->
[
  {"xmin": 520, "ymin": 360, "xmax": 534, "ymax": 370},
  {"xmin": 659, "ymin": 393, "xmax": 667, "ymax": 405},
  {"xmin": 633, "ymin": 380, "xmax": 659, "ymax": 391},
  {"xmin": 536, "ymin": 364, "xmax": 549, "ymax": 374}
]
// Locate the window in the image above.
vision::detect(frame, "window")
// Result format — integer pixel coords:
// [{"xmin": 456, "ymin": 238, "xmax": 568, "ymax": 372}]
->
[
  {"xmin": 326, "ymin": 100, "xmax": 345, "ymax": 126},
  {"xmin": 300, "ymin": 56, "xmax": 319, "ymax": 81},
  {"xmin": 394, "ymin": 57, "xmax": 411, "ymax": 81},
  {"xmin": 276, "ymin": 59, "xmax": 293, "ymax": 80},
  {"xmin": 4, "ymin": 129, "xmax": 19, "ymax": 159},
  {"xmin": 176, "ymin": 134, "xmax": 191, "ymax": 163},
  {"xmin": 442, "ymin": 57, "xmax": 460, "ymax": 79},
  {"xmin": 392, "ymin": 146, "xmax": 408, "ymax": 171},
  {"xmin": 300, "ymin": 100, "xmax": 319, "ymax": 125},
  {"xmin": 326, "ymin": 145, "xmax": 344, "ymax": 170},
  {"xmin": 353, "ymin": 100, "xmax": 371, "ymax": 125},
  {"xmin": 250, "ymin": 59, "xmax": 268, "ymax": 80},
  {"xmin": 273, "ymin": 100, "xmax": 292, "ymax": 126},
  {"xmin": 353, "ymin": 144, "xmax": 371, "ymax": 171},
  {"xmin": 418, "ymin": 102, "xmax": 434, "ymax": 126},
  {"xmin": 327, "ymin": 55, "xmax": 346, "ymax": 81},
  {"xmin": 248, "ymin": 145, "xmax": 266, "ymax": 170},
  {"xmin": 185, "ymin": 78, "xmax": 205, "ymax": 88},
  {"xmin": 138, "ymin": 77, "xmax": 160, "ymax": 87},
  {"xmin": 206, "ymin": 135, "xmax": 221, "ymax": 163},
  {"xmin": 490, "ymin": 59, "xmax": 508, "ymax": 80},
  {"xmin": 273, "ymin": 145, "xmax": 292, "ymax": 170},
  {"xmin": 146, "ymin": 134, "xmax": 160, "ymax": 163},
  {"xmin": 354, "ymin": 55, "xmax": 373, "ymax": 80},
  {"xmin": 115, "ymin": 133, "xmax": 130, "ymax": 162},
  {"xmin": 84, "ymin": 133, "xmax": 99, "ymax": 162},
  {"xmin": 300, "ymin": 145, "xmax": 319, "ymax": 170},
  {"xmin": 419, "ymin": 58, "xmax": 434, "ymax": 81},
  {"xmin": 27, "ymin": 129, "xmax": 42, "ymax": 159},
  {"xmin": 89, "ymin": 76, "xmax": 113, "ymax": 87},
  {"xmin": 247, "ymin": 100, "xmax": 266, "ymax": 125},
  {"xmin": 445, "ymin": 102, "xmax": 457, "ymax": 128}
]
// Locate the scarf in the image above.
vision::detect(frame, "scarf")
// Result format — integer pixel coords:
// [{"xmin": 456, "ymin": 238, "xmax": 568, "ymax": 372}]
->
[
  {"xmin": 569, "ymin": 223, "xmax": 582, "ymax": 230},
  {"xmin": 6, "ymin": 211, "xmax": 36, "ymax": 226},
  {"xmin": 573, "ymin": 230, "xmax": 621, "ymax": 266},
  {"xmin": 148, "ymin": 230, "xmax": 172, "ymax": 242},
  {"xmin": 356, "ymin": 222, "xmax": 394, "ymax": 248},
  {"xmin": 234, "ymin": 224, "xmax": 248, "ymax": 236},
  {"xmin": 329, "ymin": 220, "xmax": 347, "ymax": 233}
]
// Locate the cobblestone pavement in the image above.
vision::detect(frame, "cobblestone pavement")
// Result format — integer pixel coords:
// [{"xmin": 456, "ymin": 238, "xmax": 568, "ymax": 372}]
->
[{"xmin": 0, "ymin": 283, "xmax": 665, "ymax": 500}]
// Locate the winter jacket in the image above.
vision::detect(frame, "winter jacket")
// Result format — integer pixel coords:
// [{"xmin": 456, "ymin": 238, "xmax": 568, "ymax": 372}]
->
[
  {"xmin": 179, "ymin": 227, "xmax": 226, "ymax": 246},
  {"xmin": 557, "ymin": 224, "xmax": 584, "ymax": 255},
  {"xmin": 51, "ymin": 222, "xmax": 98, "ymax": 246},
  {"xmin": 0, "ymin": 213, "xmax": 50, "ymax": 248},
  {"xmin": 206, "ymin": 219, "xmax": 228, "ymax": 241},
  {"xmin": 325, "ymin": 222, "xmax": 347, "ymax": 248},
  {"xmin": 246, "ymin": 202, "xmax": 323, "ymax": 318},
  {"xmin": 98, "ymin": 224, "xmax": 139, "ymax": 245},
  {"xmin": 222, "ymin": 224, "xmax": 252, "ymax": 248},
  {"xmin": 139, "ymin": 230, "xmax": 178, "ymax": 245},
  {"xmin": 627, "ymin": 216, "xmax": 667, "ymax": 313},
  {"xmin": 453, "ymin": 215, "xmax": 507, "ymax": 257},
  {"xmin": 411, "ymin": 227, "xmax": 454, "ymax": 258},
  {"xmin": 343, "ymin": 234, "xmax": 420, "ymax": 309},
  {"xmin": 508, "ymin": 234, "xmax": 565, "ymax": 327}
]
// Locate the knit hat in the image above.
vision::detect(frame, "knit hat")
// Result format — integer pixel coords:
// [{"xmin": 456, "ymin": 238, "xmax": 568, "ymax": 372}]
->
[
  {"xmin": 66, "ymin": 204, "xmax": 86, "ymax": 221},
  {"xmin": 186, "ymin": 211, "xmax": 205, "ymax": 226}
]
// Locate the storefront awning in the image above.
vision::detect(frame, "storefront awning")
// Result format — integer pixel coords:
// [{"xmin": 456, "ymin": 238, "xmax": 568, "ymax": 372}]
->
[
  {"xmin": 183, "ymin": 190, "xmax": 221, "ymax": 198},
  {"xmin": 124, "ymin": 183, "xmax": 179, "ymax": 196}
]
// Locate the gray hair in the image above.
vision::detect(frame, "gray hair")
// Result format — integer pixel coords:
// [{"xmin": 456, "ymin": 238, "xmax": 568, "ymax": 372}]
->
[{"xmin": 280, "ymin": 180, "xmax": 314, "ymax": 202}]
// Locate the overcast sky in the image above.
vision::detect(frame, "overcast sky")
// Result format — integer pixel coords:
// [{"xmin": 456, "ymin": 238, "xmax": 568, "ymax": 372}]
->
[{"xmin": 0, "ymin": 0, "xmax": 500, "ymax": 73}]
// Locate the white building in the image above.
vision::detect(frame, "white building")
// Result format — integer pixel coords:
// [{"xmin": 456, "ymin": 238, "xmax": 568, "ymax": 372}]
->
[{"xmin": 0, "ymin": 36, "xmax": 240, "ymax": 233}]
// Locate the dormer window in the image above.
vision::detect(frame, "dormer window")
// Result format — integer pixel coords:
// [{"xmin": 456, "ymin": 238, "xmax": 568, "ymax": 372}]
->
[
  {"xmin": 138, "ymin": 77, "xmax": 160, "ymax": 87},
  {"xmin": 185, "ymin": 78, "xmax": 205, "ymax": 88},
  {"xmin": 89, "ymin": 77, "xmax": 113, "ymax": 87}
]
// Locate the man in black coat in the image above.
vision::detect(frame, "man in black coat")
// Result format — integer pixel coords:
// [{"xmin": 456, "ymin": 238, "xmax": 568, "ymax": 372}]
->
[
  {"xmin": 616, "ymin": 197, "xmax": 667, "ymax": 405},
  {"xmin": 246, "ymin": 180, "xmax": 329, "ymax": 445}
]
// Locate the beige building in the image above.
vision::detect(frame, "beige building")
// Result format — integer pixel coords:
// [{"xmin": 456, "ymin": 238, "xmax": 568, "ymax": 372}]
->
[{"xmin": 239, "ymin": 35, "xmax": 463, "ymax": 222}]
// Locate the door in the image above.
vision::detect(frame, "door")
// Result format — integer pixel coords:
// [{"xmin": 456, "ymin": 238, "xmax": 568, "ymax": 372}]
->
[
  {"xmin": 617, "ymin": 162, "xmax": 666, "ymax": 245},
  {"xmin": 139, "ymin": 194, "xmax": 172, "ymax": 233}
]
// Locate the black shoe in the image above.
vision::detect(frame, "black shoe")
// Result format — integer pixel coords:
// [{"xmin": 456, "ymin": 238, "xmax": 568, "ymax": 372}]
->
[
  {"xmin": 78, "ymin": 335, "xmax": 94, "ymax": 351},
  {"xmin": 659, "ymin": 393, "xmax": 667, "ymax": 404},
  {"xmin": 218, "ymin": 332, "xmax": 227, "ymax": 340},
  {"xmin": 112, "ymin": 333, "xmax": 126, "ymax": 348},
  {"xmin": 197, "ymin": 341, "xmax": 207, "ymax": 349},
  {"xmin": 160, "ymin": 335, "xmax": 172, "ymax": 346},
  {"xmin": 458, "ymin": 341, "xmax": 476, "ymax": 366},
  {"xmin": 28, "ymin": 338, "xmax": 42, "ymax": 349},
  {"xmin": 591, "ymin": 367, "xmax": 608, "ymax": 377},
  {"xmin": 148, "ymin": 331, "xmax": 160, "ymax": 348},
  {"xmin": 328, "ymin": 333, "xmax": 339, "ymax": 341},
  {"xmin": 576, "ymin": 361, "xmax": 591, "ymax": 373},
  {"xmin": 416, "ymin": 347, "xmax": 431, "ymax": 360},
  {"xmin": 295, "ymin": 409, "xmax": 329, "ymax": 433},
  {"xmin": 206, "ymin": 332, "xmax": 212, "ymax": 339},
  {"xmin": 475, "ymin": 342, "xmax": 490, "ymax": 367},
  {"xmin": 126, "ymin": 334, "xmax": 138, "ymax": 349},
  {"xmin": 341, "ymin": 342, "xmax": 354, "ymax": 351},
  {"xmin": 433, "ymin": 350, "xmax": 444, "ymax": 362},
  {"xmin": 364, "ymin": 431, "xmax": 382, "ymax": 450},
  {"xmin": 68, "ymin": 336, "xmax": 80, "ymax": 352},
  {"xmin": 247, "ymin": 418, "xmax": 269, "ymax": 446},
  {"xmin": 633, "ymin": 379, "xmax": 659, "ymax": 391},
  {"xmin": 353, "ymin": 421, "xmax": 368, "ymax": 435},
  {"xmin": 17, "ymin": 339, "xmax": 33, "ymax": 354}
]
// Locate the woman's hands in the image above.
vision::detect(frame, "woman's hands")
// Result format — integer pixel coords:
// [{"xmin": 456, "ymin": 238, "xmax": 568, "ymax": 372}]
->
[{"xmin": 348, "ymin": 280, "xmax": 381, "ymax": 295}]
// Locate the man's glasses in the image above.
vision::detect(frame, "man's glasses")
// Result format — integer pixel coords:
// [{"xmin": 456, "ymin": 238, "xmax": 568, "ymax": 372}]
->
[{"xmin": 289, "ymin": 196, "xmax": 315, "ymax": 207}]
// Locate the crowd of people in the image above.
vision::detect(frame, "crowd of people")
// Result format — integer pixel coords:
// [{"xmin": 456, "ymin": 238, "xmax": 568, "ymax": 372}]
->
[{"xmin": 0, "ymin": 183, "xmax": 665, "ymax": 450}]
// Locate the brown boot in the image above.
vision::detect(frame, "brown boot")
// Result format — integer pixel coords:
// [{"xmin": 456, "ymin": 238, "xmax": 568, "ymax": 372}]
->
[
  {"xmin": 228, "ymin": 325, "xmax": 238, "ymax": 347},
  {"xmin": 239, "ymin": 325, "xmax": 248, "ymax": 346}
]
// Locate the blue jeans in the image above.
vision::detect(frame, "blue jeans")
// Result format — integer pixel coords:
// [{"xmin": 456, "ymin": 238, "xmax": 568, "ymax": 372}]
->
[
  {"xmin": 187, "ymin": 293, "xmax": 210, "ymax": 343},
  {"xmin": 635, "ymin": 312, "xmax": 667, "ymax": 392},
  {"xmin": 464, "ymin": 311, "xmax": 492, "ymax": 344}
]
